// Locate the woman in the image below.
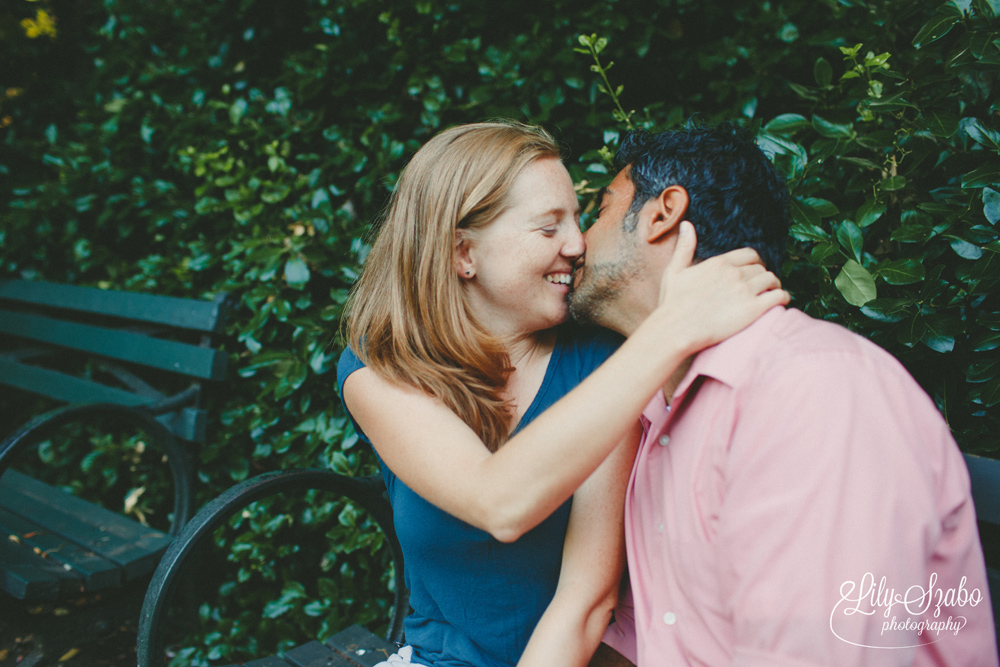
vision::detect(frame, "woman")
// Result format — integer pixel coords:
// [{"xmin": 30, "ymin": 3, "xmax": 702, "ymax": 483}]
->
[{"xmin": 337, "ymin": 121, "xmax": 785, "ymax": 667}]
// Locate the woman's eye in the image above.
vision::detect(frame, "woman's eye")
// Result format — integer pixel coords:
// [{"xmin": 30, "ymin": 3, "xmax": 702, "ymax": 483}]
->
[{"xmin": 541, "ymin": 227, "xmax": 557, "ymax": 236}]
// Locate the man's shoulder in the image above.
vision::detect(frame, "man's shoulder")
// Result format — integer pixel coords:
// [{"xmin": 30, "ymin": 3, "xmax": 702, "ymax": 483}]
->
[{"xmin": 724, "ymin": 307, "xmax": 917, "ymax": 394}]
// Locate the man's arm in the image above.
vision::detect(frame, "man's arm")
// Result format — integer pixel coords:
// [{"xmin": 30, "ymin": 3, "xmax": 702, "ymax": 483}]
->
[{"xmin": 717, "ymin": 351, "xmax": 995, "ymax": 665}]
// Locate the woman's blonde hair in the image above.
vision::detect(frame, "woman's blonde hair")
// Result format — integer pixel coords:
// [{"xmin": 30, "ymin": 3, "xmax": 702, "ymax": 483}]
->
[{"xmin": 345, "ymin": 121, "xmax": 562, "ymax": 452}]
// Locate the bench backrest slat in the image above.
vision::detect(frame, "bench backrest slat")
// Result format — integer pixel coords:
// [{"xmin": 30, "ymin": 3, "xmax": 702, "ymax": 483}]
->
[
  {"xmin": 0, "ymin": 280, "xmax": 226, "ymax": 333},
  {"xmin": 0, "ymin": 310, "xmax": 227, "ymax": 380},
  {"xmin": 0, "ymin": 357, "xmax": 151, "ymax": 407}
]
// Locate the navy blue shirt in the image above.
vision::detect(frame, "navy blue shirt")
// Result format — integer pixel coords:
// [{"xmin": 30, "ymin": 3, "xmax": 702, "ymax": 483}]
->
[{"xmin": 337, "ymin": 325, "xmax": 622, "ymax": 667}]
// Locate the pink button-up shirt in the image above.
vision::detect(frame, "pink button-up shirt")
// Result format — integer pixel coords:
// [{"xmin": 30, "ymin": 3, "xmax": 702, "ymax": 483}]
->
[{"xmin": 604, "ymin": 307, "xmax": 997, "ymax": 666}]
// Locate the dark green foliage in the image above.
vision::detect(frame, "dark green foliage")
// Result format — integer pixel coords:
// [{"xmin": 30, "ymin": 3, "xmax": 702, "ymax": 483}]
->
[{"xmin": 1, "ymin": 0, "xmax": 998, "ymax": 660}]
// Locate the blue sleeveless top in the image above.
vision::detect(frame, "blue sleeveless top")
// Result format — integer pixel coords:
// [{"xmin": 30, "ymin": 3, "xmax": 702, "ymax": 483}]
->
[{"xmin": 336, "ymin": 325, "xmax": 621, "ymax": 667}]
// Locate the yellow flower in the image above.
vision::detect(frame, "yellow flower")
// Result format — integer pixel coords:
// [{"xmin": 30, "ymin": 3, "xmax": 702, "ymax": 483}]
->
[{"xmin": 21, "ymin": 9, "xmax": 57, "ymax": 39}]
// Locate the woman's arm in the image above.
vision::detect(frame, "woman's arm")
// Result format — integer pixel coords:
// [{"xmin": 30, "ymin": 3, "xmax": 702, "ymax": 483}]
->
[
  {"xmin": 516, "ymin": 423, "xmax": 640, "ymax": 667},
  {"xmin": 343, "ymin": 223, "xmax": 787, "ymax": 541}
]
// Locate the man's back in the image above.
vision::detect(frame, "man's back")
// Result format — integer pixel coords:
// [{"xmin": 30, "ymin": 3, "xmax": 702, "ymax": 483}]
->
[{"xmin": 610, "ymin": 307, "xmax": 996, "ymax": 666}]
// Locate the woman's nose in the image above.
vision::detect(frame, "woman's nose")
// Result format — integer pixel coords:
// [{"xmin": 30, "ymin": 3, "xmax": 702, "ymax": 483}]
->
[{"xmin": 562, "ymin": 225, "xmax": 585, "ymax": 260}]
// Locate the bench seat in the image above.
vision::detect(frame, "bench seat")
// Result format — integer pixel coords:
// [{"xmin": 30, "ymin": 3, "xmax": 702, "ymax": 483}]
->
[
  {"xmin": 0, "ymin": 470, "xmax": 171, "ymax": 600},
  {"xmin": 222, "ymin": 625, "xmax": 395, "ymax": 667}
]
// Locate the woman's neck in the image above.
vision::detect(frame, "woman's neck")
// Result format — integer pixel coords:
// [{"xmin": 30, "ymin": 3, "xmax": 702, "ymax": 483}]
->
[
  {"xmin": 500, "ymin": 328, "xmax": 558, "ymax": 427},
  {"xmin": 503, "ymin": 328, "xmax": 555, "ymax": 369}
]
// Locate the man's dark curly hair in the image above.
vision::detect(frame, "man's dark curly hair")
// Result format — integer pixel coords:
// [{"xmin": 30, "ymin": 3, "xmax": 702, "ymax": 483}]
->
[{"xmin": 614, "ymin": 122, "xmax": 790, "ymax": 273}]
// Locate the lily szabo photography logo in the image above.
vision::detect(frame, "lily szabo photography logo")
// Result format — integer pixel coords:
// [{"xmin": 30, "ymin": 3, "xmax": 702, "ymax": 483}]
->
[{"xmin": 830, "ymin": 572, "xmax": 983, "ymax": 648}]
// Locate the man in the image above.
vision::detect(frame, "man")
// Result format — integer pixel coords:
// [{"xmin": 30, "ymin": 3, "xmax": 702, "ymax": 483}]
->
[{"xmin": 569, "ymin": 123, "xmax": 997, "ymax": 666}]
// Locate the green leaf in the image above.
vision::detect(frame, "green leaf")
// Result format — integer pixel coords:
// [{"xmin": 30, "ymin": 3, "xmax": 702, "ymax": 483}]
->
[
  {"xmin": 864, "ymin": 52, "xmax": 892, "ymax": 68},
  {"xmin": 261, "ymin": 183, "xmax": 292, "ymax": 204},
  {"xmin": 977, "ymin": 312, "xmax": 1000, "ymax": 331},
  {"xmin": 878, "ymin": 258, "xmax": 926, "ymax": 284},
  {"xmin": 880, "ymin": 176, "xmax": 907, "ymax": 191},
  {"xmin": 789, "ymin": 222, "xmax": 830, "ymax": 242},
  {"xmin": 984, "ymin": 188, "xmax": 1000, "ymax": 225},
  {"xmin": 966, "ymin": 121, "xmax": 1000, "ymax": 150},
  {"xmin": 860, "ymin": 298, "xmax": 914, "ymax": 323},
  {"xmin": 972, "ymin": 330, "xmax": 1000, "ymax": 352},
  {"xmin": 864, "ymin": 92, "xmax": 919, "ymax": 112},
  {"xmin": 284, "ymin": 257, "xmax": 311, "ymax": 287},
  {"xmin": 812, "ymin": 114, "xmax": 854, "ymax": 139},
  {"xmin": 810, "ymin": 242, "xmax": 841, "ymax": 265},
  {"xmin": 922, "ymin": 111, "xmax": 960, "ymax": 137},
  {"xmin": 973, "ymin": 377, "xmax": 1000, "ymax": 408},
  {"xmin": 921, "ymin": 331, "xmax": 956, "ymax": 353},
  {"xmin": 262, "ymin": 599, "xmax": 295, "ymax": 619},
  {"xmin": 230, "ymin": 98, "xmax": 248, "ymax": 124},
  {"xmin": 950, "ymin": 238, "xmax": 983, "ymax": 259},
  {"xmin": 912, "ymin": 12, "xmax": 961, "ymax": 48},
  {"xmin": 920, "ymin": 313, "xmax": 962, "ymax": 353},
  {"xmin": 814, "ymin": 57, "xmax": 833, "ymax": 87},
  {"xmin": 838, "ymin": 156, "xmax": 881, "ymax": 170},
  {"xmin": 802, "ymin": 197, "xmax": 840, "ymax": 217},
  {"xmin": 789, "ymin": 198, "xmax": 820, "ymax": 226},
  {"xmin": 967, "ymin": 358, "xmax": 1000, "ymax": 383},
  {"xmin": 778, "ymin": 22, "xmax": 800, "ymax": 43},
  {"xmin": 897, "ymin": 315, "xmax": 927, "ymax": 348},
  {"xmin": 764, "ymin": 114, "xmax": 810, "ymax": 135},
  {"xmin": 857, "ymin": 198, "xmax": 886, "ymax": 228},
  {"xmin": 836, "ymin": 220, "xmax": 864, "ymax": 262},
  {"xmin": 835, "ymin": 260, "xmax": 877, "ymax": 306},
  {"xmin": 963, "ymin": 164, "xmax": 1000, "ymax": 189}
]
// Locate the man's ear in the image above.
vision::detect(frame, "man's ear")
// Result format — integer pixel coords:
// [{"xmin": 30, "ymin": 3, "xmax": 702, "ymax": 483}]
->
[
  {"xmin": 645, "ymin": 185, "xmax": 689, "ymax": 243},
  {"xmin": 454, "ymin": 229, "xmax": 476, "ymax": 279}
]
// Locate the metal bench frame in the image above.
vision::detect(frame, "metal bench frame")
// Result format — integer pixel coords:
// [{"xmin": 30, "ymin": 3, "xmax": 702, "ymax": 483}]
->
[{"xmin": 136, "ymin": 469, "xmax": 408, "ymax": 667}]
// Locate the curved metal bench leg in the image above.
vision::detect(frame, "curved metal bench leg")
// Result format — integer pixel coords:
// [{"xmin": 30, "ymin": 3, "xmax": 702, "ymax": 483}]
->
[
  {"xmin": 136, "ymin": 468, "xmax": 407, "ymax": 667},
  {"xmin": 0, "ymin": 402, "xmax": 192, "ymax": 535}
]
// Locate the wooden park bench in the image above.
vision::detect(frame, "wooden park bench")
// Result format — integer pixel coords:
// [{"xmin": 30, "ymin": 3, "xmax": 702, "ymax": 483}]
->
[
  {"xmin": 0, "ymin": 279, "xmax": 228, "ymax": 660},
  {"xmin": 136, "ymin": 450, "xmax": 1000, "ymax": 666}
]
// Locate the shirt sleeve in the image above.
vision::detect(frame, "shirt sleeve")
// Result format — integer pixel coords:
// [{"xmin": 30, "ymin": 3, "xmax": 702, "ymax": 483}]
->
[
  {"xmin": 336, "ymin": 346, "xmax": 372, "ymax": 444},
  {"xmin": 716, "ymin": 350, "xmax": 995, "ymax": 667}
]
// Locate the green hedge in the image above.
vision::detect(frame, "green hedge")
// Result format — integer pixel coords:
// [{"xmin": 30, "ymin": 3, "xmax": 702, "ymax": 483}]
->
[{"xmin": 1, "ymin": 0, "xmax": 998, "ymax": 662}]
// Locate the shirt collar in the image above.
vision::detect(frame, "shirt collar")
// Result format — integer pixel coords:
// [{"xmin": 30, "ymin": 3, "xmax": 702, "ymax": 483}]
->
[
  {"xmin": 639, "ymin": 388, "xmax": 668, "ymax": 433},
  {"xmin": 671, "ymin": 306, "xmax": 786, "ymax": 403}
]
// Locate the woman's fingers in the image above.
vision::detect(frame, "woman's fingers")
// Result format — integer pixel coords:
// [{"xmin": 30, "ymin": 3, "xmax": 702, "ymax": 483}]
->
[{"xmin": 663, "ymin": 221, "xmax": 697, "ymax": 277}]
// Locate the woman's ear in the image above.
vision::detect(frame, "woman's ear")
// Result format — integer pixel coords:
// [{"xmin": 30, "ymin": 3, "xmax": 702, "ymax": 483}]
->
[
  {"xmin": 646, "ymin": 185, "xmax": 690, "ymax": 243},
  {"xmin": 454, "ymin": 229, "xmax": 475, "ymax": 279}
]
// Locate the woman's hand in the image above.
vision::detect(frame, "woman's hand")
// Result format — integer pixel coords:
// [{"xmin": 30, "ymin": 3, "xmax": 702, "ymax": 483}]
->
[{"xmin": 654, "ymin": 221, "xmax": 789, "ymax": 355}]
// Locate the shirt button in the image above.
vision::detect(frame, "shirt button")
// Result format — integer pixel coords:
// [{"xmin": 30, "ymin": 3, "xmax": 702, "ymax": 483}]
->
[
  {"xmin": 663, "ymin": 612, "xmax": 677, "ymax": 625},
  {"xmin": 656, "ymin": 522, "xmax": 663, "ymax": 533},
  {"xmin": 658, "ymin": 434, "xmax": 670, "ymax": 446}
]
